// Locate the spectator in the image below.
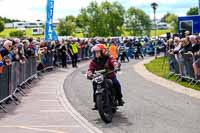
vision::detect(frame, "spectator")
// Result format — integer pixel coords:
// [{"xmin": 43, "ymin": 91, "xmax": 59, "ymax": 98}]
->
[
  {"xmin": 109, "ymin": 42, "xmax": 118, "ymax": 60},
  {"xmin": 69, "ymin": 40, "xmax": 79, "ymax": 68},
  {"xmin": 192, "ymin": 36, "xmax": 200, "ymax": 80},
  {"xmin": 167, "ymin": 39, "xmax": 174, "ymax": 53},
  {"xmin": 60, "ymin": 41, "xmax": 67, "ymax": 68},
  {"xmin": 0, "ymin": 40, "xmax": 13, "ymax": 67},
  {"xmin": 190, "ymin": 35, "xmax": 199, "ymax": 54}
]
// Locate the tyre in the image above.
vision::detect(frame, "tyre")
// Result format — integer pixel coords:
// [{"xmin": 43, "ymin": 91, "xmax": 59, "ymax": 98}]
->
[
  {"xmin": 96, "ymin": 94, "xmax": 113, "ymax": 123},
  {"xmin": 112, "ymin": 108, "xmax": 117, "ymax": 114}
]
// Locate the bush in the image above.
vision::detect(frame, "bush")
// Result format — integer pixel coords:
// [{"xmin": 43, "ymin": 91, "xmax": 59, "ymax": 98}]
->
[
  {"xmin": 0, "ymin": 20, "xmax": 4, "ymax": 33},
  {"xmin": 9, "ymin": 30, "xmax": 24, "ymax": 37}
]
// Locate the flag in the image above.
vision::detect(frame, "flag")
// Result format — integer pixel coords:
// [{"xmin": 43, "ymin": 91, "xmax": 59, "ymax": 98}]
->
[{"xmin": 45, "ymin": 0, "xmax": 58, "ymax": 41}]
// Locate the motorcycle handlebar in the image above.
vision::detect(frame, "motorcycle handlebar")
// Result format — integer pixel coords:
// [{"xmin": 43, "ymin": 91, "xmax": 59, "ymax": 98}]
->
[{"xmin": 87, "ymin": 68, "xmax": 120, "ymax": 81}]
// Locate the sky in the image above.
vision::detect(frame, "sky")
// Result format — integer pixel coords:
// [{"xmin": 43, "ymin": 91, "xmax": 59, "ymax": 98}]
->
[{"xmin": 0, "ymin": 0, "xmax": 198, "ymax": 22}]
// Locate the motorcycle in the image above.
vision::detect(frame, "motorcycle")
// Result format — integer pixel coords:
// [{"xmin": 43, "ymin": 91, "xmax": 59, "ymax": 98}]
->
[
  {"xmin": 133, "ymin": 46, "xmax": 144, "ymax": 59},
  {"xmin": 118, "ymin": 51, "xmax": 126, "ymax": 63},
  {"xmin": 88, "ymin": 69, "xmax": 120, "ymax": 123}
]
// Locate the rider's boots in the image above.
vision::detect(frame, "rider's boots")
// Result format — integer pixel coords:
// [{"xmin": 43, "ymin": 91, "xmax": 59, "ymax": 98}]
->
[
  {"xmin": 118, "ymin": 99, "xmax": 125, "ymax": 106},
  {"xmin": 92, "ymin": 103, "xmax": 97, "ymax": 110}
]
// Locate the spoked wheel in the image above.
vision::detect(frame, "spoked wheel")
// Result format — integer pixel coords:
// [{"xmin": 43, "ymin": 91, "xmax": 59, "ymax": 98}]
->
[{"xmin": 96, "ymin": 93, "xmax": 113, "ymax": 123}]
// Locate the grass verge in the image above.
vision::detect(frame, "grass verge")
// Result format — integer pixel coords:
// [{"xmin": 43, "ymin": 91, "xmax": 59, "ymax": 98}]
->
[
  {"xmin": 0, "ymin": 28, "xmax": 44, "ymax": 38},
  {"xmin": 144, "ymin": 57, "xmax": 200, "ymax": 91}
]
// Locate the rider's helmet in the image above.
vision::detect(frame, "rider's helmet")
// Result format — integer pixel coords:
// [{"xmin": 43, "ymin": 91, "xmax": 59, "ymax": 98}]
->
[
  {"xmin": 91, "ymin": 45, "xmax": 101, "ymax": 53},
  {"xmin": 96, "ymin": 44, "xmax": 106, "ymax": 55},
  {"xmin": 91, "ymin": 45, "xmax": 101, "ymax": 58}
]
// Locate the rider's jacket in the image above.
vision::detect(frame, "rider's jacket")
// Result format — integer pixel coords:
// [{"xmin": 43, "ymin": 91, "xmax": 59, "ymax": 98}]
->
[{"xmin": 88, "ymin": 55, "xmax": 117, "ymax": 79}]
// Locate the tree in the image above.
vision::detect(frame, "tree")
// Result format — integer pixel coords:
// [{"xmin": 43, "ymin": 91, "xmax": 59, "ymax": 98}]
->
[
  {"xmin": 165, "ymin": 13, "xmax": 178, "ymax": 33},
  {"xmin": 0, "ymin": 20, "xmax": 4, "ymax": 32},
  {"xmin": 161, "ymin": 12, "xmax": 171, "ymax": 22},
  {"xmin": 100, "ymin": 1, "xmax": 125, "ymax": 36},
  {"xmin": 187, "ymin": 7, "xmax": 198, "ymax": 16},
  {"xmin": 125, "ymin": 7, "xmax": 152, "ymax": 36},
  {"xmin": 77, "ymin": 1, "xmax": 125, "ymax": 37},
  {"xmin": 0, "ymin": 16, "xmax": 20, "ymax": 23},
  {"xmin": 77, "ymin": 1, "xmax": 101, "ymax": 37},
  {"xmin": 57, "ymin": 17, "xmax": 76, "ymax": 36}
]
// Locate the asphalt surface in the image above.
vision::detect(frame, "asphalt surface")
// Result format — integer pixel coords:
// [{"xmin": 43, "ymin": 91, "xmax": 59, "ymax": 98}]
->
[{"xmin": 64, "ymin": 60, "xmax": 200, "ymax": 133}]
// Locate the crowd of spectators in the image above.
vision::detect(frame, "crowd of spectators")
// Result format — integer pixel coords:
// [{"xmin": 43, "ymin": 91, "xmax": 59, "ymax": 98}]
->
[
  {"xmin": 0, "ymin": 36, "xmax": 171, "ymax": 76},
  {"xmin": 166, "ymin": 31, "xmax": 200, "ymax": 81},
  {"xmin": 0, "ymin": 37, "xmax": 151, "ymax": 73}
]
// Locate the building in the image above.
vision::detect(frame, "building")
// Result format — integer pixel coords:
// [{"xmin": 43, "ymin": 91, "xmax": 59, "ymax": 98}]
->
[
  {"xmin": 178, "ymin": 15, "xmax": 200, "ymax": 35},
  {"xmin": 5, "ymin": 20, "xmax": 45, "ymax": 29},
  {"xmin": 152, "ymin": 22, "xmax": 169, "ymax": 30}
]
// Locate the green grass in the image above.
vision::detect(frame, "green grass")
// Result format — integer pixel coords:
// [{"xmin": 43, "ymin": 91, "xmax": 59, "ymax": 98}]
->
[
  {"xmin": 0, "ymin": 28, "xmax": 173, "ymax": 38},
  {"xmin": 144, "ymin": 57, "xmax": 200, "ymax": 91},
  {"xmin": 150, "ymin": 29, "xmax": 172, "ymax": 37},
  {"xmin": 0, "ymin": 28, "xmax": 16, "ymax": 38},
  {"xmin": 0, "ymin": 28, "xmax": 44, "ymax": 38}
]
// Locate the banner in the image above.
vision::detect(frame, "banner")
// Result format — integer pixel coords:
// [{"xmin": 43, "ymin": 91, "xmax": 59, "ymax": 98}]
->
[
  {"xmin": 45, "ymin": 0, "xmax": 57, "ymax": 41},
  {"xmin": 199, "ymin": 0, "xmax": 200, "ymax": 15}
]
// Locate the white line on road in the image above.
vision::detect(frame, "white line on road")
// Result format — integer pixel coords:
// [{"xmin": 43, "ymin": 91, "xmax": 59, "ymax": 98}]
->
[
  {"xmin": 0, "ymin": 125, "xmax": 80, "ymax": 128},
  {"xmin": 36, "ymin": 92, "xmax": 56, "ymax": 94},
  {"xmin": 58, "ymin": 67, "xmax": 104, "ymax": 133},
  {"xmin": 40, "ymin": 100, "xmax": 58, "ymax": 102},
  {"xmin": 17, "ymin": 126, "xmax": 66, "ymax": 133},
  {"xmin": 40, "ymin": 110, "xmax": 65, "ymax": 113}
]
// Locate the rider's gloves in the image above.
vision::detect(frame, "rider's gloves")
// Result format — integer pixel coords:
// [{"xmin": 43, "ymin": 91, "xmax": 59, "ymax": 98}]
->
[
  {"xmin": 114, "ymin": 66, "xmax": 120, "ymax": 72},
  {"xmin": 87, "ymin": 71, "xmax": 93, "ymax": 80}
]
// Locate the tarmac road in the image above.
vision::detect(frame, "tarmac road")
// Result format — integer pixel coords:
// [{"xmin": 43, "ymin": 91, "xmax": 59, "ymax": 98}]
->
[{"xmin": 64, "ymin": 60, "xmax": 200, "ymax": 133}]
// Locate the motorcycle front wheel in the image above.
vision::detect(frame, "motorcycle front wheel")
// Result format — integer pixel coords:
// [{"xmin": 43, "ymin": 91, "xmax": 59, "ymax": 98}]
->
[{"xmin": 96, "ymin": 94, "xmax": 113, "ymax": 123}]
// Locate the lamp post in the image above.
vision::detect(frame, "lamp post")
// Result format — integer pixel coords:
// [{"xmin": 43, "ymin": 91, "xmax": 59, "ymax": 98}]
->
[{"xmin": 151, "ymin": 2, "xmax": 158, "ymax": 59}]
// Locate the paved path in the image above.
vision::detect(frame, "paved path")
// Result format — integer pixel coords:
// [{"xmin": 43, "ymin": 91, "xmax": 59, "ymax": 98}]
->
[
  {"xmin": 64, "ymin": 59, "xmax": 200, "ymax": 133},
  {"xmin": 0, "ymin": 62, "xmax": 102, "ymax": 133}
]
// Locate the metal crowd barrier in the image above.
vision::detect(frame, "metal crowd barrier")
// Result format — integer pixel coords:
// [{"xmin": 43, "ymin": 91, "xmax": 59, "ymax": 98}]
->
[
  {"xmin": 40, "ymin": 52, "xmax": 54, "ymax": 71},
  {"xmin": 0, "ymin": 57, "xmax": 37, "ymax": 112},
  {"xmin": 55, "ymin": 48, "xmax": 93, "ymax": 66},
  {"xmin": 167, "ymin": 53, "xmax": 180, "ymax": 78},
  {"xmin": 45, "ymin": 52, "xmax": 53, "ymax": 69},
  {"xmin": 182, "ymin": 54, "xmax": 194, "ymax": 81},
  {"xmin": 0, "ymin": 66, "xmax": 10, "ymax": 104},
  {"xmin": 167, "ymin": 53, "xmax": 197, "ymax": 85}
]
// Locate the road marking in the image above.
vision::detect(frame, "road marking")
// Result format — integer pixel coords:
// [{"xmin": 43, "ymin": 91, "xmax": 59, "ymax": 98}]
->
[
  {"xmin": 18, "ymin": 126, "xmax": 65, "ymax": 133},
  {"xmin": 58, "ymin": 66, "xmax": 104, "ymax": 133},
  {"xmin": 0, "ymin": 125, "xmax": 80, "ymax": 128},
  {"xmin": 40, "ymin": 110, "xmax": 65, "ymax": 113},
  {"xmin": 36, "ymin": 92, "xmax": 56, "ymax": 94},
  {"xmin": 40, "ymin": 100, "xmax": 58, "ymax": 102}
]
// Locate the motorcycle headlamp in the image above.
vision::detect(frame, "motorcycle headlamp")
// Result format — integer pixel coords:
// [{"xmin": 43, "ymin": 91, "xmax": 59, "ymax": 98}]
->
[{"xmin": 94, "ymin": 75, "xmax": 104, "ymax": 84}]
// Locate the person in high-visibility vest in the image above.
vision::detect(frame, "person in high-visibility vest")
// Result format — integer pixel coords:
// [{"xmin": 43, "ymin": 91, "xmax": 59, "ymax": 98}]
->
[
  {"xmin": 69, "ymin": 40, "xmax": 79, "ymax": 68},
  {"xmin": 109, "ymin": 42, "xmax": 118, "ymax": 60}
]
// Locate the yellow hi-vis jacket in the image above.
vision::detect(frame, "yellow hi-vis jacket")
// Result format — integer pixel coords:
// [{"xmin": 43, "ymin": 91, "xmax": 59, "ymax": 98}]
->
[{"xmin": 70, "ymin": 43, "xmax": 79, "ymax": 54}]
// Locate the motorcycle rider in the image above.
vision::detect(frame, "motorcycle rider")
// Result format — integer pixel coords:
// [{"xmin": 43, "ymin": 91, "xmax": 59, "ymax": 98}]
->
[
  {"xmin": 118, "ymin": 43, "xmax": 129, "ymax": 62},
  {"xmin": 87, "ymin": 44, "xmax": 124, "ymax": 110}
]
